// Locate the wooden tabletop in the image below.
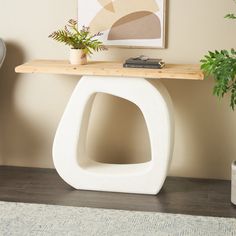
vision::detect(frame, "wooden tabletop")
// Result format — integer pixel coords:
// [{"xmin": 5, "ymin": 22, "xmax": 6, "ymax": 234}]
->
[{"xmin": 15, "ymin": 60, "xmax": 204, "ymax": 80}]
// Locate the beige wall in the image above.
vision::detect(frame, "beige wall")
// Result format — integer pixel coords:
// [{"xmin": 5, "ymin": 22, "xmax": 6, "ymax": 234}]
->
[{"xmin": 1, "ymin": 0, "xmax": 236, "ymax": 179}]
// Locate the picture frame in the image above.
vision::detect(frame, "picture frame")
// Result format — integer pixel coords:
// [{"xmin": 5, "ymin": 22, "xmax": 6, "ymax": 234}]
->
[{"xmin": 78, "ymin": 0, "xmax": 166, "ymax": 48}]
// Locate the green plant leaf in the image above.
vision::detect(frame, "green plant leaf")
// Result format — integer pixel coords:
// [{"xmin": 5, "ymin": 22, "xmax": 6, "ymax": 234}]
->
[{"xmin": 201, "ymin": 49, "xmax": 236, "ymax": 110}]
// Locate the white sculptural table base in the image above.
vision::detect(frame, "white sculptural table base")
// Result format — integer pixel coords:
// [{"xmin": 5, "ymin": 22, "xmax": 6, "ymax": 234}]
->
[{"xmin": 52, "ymin": 75, "xmax": 174, "ymax": 195}]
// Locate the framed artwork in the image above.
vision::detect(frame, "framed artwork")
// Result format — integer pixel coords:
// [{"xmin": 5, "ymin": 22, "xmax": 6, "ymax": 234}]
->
[{"xmin": 78, "ymin": 0, "xmax": 166, "ymax": 48}]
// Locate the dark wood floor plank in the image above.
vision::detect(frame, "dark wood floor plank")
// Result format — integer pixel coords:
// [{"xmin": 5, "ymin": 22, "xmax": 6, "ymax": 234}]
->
[{"xmin": 0, "ymin": 166, "xmax": 235, "ymax": 217}]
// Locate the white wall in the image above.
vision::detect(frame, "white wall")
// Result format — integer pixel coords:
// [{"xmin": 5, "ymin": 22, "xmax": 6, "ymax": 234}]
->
[{"xmin": 1, "ymin": 0, "xmax": 236, "ymax": 179}]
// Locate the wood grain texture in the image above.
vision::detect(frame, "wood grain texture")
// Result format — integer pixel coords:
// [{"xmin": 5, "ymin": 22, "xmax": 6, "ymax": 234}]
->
[
  {"xmin": 15, "ymin": 60, "xmax": 204, "ymax": 80},
  {"xmin": 0, "ymin": 166, "xmax": 235, "ymax": 218}
]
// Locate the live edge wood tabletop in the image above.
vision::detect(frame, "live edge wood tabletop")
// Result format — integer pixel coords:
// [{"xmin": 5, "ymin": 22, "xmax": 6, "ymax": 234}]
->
[{"xmin": 15, "ymin": 60, "xmax": 204, "ymax": 80}]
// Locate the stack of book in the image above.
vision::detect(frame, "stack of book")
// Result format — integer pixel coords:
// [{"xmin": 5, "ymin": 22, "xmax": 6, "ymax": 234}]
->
[{"xmin": 123, "ymin": 55, "xmax": 165, "ymax": 69}]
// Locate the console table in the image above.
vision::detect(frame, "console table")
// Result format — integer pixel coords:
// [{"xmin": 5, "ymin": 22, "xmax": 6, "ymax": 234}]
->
[{"xmin": 16, "ymin": 60, "xmax": 204, "ymax": 195}]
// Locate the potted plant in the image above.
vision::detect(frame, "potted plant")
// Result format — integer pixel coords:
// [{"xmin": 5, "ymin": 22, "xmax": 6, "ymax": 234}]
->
[
  {"xmin": 200, "ymin": 0, "xmax": 236, "ymax": 205},
  {"xmin": 49, "ymin": 19, "xmax": 107, "ymax": 65}
]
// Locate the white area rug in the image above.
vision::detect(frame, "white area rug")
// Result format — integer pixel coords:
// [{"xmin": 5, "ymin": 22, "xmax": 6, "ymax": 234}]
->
[{"xmin": 0, "ymin": 201, "xmax": 235, "ymax": 236}]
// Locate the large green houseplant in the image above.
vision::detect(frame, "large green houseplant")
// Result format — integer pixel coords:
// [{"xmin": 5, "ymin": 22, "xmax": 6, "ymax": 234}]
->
[
  {"xmin": 201, "ymin": 1, "xmax": 236, "ymax": 205},
  {"xmin": 49, "ymin": 19, "xmax": 106, "ymax": 65},
  {"xmin": 200, "ymin": 2, "xmax": 236, "ymax": 109}
]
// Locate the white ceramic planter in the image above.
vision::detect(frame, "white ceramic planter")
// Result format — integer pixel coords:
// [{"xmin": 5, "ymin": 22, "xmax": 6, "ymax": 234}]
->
[
  {"xmin": 69, "ymin": 48, "xmax": 87, "ymax": 65},
  {"xmin": 232, "ymin": 160, "xmax": 236, "ymax": 205}
]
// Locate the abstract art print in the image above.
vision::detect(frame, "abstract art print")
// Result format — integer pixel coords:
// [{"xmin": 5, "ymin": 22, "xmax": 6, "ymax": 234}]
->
[{"xmin": 78, "ymin": 0, "xmax": 166, "ymax": 48}]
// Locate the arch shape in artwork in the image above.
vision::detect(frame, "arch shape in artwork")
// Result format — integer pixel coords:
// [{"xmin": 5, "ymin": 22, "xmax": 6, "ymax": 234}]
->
[{"xmin": 108, "ymin": 11, "xmax": 161, "ymax": 40}]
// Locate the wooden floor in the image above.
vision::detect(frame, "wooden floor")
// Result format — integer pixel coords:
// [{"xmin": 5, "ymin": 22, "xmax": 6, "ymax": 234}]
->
[{"xmin": 0, "ymin": 166, "xmax": 235, "ymax": 218}]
